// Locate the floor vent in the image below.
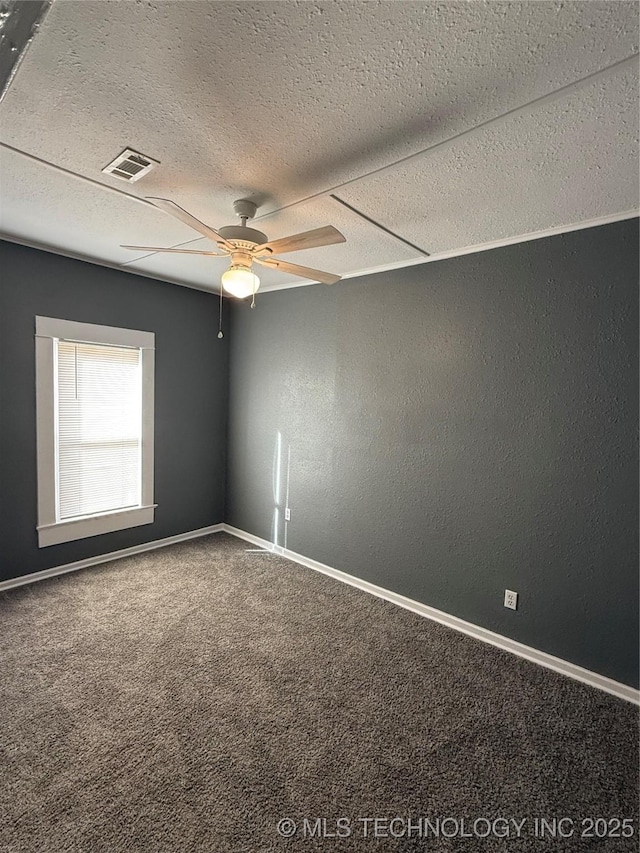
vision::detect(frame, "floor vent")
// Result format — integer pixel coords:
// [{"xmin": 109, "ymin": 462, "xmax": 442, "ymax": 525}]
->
[{"xmin": 102, "ymin": 149, "xmax": 159, "ymax": 182}]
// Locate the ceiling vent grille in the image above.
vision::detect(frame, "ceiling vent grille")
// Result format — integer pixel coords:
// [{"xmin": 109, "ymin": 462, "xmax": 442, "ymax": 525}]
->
[{"xmin": 102, "ymin": 148, "xmax": 159, "ymax": 182}]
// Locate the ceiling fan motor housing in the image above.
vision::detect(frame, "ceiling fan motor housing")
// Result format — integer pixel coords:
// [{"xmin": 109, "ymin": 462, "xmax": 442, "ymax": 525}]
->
[
  {"xmin": 217, "ymin": 198, "xmax": 269, "ymax": 253},
  {"xmin": 121, "ymin": 196, "xmax": 344, "ymax": 286},
  {"xmin": 217, "ymin": 225, "xmax": 268, "ymax": 247}
]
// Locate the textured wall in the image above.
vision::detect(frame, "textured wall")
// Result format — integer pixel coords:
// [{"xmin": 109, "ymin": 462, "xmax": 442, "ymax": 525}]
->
[
  {"xmin": 0, "ymin": 241, "xmax": 228, "ymax": 581},
  {"xmin": 226, "ymin": 219, "xmax": 639, "ymax": 687}
]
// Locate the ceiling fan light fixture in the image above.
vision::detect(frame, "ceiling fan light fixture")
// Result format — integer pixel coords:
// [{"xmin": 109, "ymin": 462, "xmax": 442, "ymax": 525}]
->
[{"xmin": 221, "ymin": 265, "xmax": 260, "ymax": 299}]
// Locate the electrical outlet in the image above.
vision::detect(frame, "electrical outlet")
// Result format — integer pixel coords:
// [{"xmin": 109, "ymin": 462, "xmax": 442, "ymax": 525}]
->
[
  {"xmin": 284, "ymin": 508, "xmax": 291, "ymax": 522},
  {"xmin": 504, "ymin": 589, "xmax": 518, "ymax": 610}
]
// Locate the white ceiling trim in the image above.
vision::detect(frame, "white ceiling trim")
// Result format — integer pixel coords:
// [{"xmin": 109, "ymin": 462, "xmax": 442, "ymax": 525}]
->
[
  {"xmin": 258, "ymin": 209, "xmax": 640, "ymax": 292},
  {"xmin": 4, "ymin": 208, "xmax": 636, "ymax": 298},
  {"xmin": 0, "ymin": 232, "xmax": 224, "ymax": 295}
]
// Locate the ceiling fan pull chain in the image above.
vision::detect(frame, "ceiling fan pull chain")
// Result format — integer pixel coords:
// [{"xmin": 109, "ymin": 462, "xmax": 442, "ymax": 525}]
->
[
  {"xmin": 250, "ymin": 276, "xmax": 257, "ymax": 309},
  {"xmin": 217, "ymin": 286, "xmax": 224, "ymax": 338}
]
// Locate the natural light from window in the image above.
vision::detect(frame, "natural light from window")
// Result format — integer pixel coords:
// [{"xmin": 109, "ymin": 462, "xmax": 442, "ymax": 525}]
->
[
  {"xmin": 35, "ymin": 316, "xmax": 155, "ymax": 547},
  {"xmin": 56, "ymin": 341, "xmax": 142, "ymax": 520}
]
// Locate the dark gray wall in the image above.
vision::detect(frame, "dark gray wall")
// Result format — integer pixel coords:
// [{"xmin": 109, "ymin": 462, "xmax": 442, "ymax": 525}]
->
[
  {"xmin": 226, "ymin": 219, "xmax": 639, "ymax": 687},
  {"xmin": 0, "ymin": 241, "xmax": 228, "ymax": 582}
]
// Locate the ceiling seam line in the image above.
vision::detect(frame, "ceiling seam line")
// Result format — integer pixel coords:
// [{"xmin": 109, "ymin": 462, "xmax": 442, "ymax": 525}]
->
[
  {"xmin": 329, "ymin": 194, "xmax": 431, "ymax": 256},
  {"xmin": 120, "ymin": 237, "xmax": 211, "ymax": 264},
  {"xmin": 0, "ymin": 141, "xmax": 210, "ymax": 258},
  {"xmin": 0, "ymin": 141, "xmax": 161, "ymax": 208},
  {"xmin": 253, "ymin": 51, "xmax": 639, "ymax": 223},
  {"xmin": 3, "ymin": 51, "xmax": 635, "ymax": 239}
]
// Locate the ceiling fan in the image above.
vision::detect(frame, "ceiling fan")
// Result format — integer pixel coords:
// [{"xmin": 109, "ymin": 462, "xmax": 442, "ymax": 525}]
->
[{"xmin": 122, "ymin": 198, "xmax": 346, "ymax": 299}]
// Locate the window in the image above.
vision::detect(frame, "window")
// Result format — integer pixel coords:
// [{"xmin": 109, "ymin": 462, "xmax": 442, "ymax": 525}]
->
[{"xmin": 35, "ymin": 317, "xmax": 155, "ymax": 547}]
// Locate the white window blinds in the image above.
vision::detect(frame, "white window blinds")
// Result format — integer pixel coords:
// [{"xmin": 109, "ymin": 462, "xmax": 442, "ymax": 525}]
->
[{"xmin": 56, "ymin": 340, "xmax": 142, "ymax": 520}]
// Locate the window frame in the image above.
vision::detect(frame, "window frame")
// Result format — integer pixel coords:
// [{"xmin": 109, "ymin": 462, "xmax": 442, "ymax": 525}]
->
[{"xmin": 35, "ymin": 316, "xmax": 155, "ymax": 547}]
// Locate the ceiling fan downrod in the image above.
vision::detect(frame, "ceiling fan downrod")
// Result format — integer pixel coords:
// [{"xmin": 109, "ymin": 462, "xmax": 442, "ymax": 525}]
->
[{"xmin": 233, "ymin": 198, "xmax": 257, "ymax": 224}]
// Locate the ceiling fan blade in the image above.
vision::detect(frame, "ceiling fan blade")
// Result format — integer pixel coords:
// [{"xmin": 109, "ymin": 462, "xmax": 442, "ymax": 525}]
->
[
  {"xmin": 253, "ymin": 225, "xmax": 345, "ymax": 256},
  {"xmin": 255, "ymin": 257, "xmax": 341, "ymax": 285},
  {"xmin": 121, "ymin": 245, "xmax": 221, "ymax": 255},
  {"xmin": 146, "ymin": 197, "xmax": 235, "ymax": 250}
]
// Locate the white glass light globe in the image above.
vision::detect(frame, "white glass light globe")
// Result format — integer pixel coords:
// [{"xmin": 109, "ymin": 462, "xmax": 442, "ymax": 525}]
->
[{"xmin": 221, "ymin": 266, "xmax": 260, "ymax": 299}]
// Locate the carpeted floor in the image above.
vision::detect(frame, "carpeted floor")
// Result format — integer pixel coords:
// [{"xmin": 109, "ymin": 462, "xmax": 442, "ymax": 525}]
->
[{"xmin": 0, "ymin": 533, "xmax": 637, "ymax": 852}]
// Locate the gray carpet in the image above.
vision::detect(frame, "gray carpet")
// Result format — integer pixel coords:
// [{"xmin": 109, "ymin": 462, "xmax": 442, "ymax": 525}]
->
[{"xmin": 0, "ymin": 533, "xmax": 637, "ymax": 852}]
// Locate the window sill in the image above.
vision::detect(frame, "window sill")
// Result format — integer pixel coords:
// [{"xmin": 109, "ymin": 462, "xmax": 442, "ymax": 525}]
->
[{"xmin": 37, "ymin": 505, "xmax": 156, "ymax": 548}]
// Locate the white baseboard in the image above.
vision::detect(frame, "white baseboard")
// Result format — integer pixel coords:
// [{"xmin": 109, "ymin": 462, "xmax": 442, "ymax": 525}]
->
[
  {"xmin": 0, "ymin": 524, "xmax": 224, "ymax": 592},
  {"xmin": 223, "ymin": 524, "xmax": 640, "ymax": 705},
  {"xmin": 3, "ymin": 522, "xmax": 637, "ymax": 705}
]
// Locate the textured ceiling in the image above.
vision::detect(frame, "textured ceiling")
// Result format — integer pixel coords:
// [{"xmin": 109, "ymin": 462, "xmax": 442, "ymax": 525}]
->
[{"xmin": 0, "ymin": 0, "xmax": 638, "ymax": 294}]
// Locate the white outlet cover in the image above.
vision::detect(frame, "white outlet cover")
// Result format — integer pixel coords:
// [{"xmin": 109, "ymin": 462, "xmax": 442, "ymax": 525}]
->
[{"xmin": 504, "ymin": 590, "xmax": 518, "ymax": 610}]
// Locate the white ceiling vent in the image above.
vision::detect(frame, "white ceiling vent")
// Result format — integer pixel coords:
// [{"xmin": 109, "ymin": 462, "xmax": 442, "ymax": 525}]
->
[{"xmin": 102, "ymin": 148, "xmax": 159, "ymax": 182}]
